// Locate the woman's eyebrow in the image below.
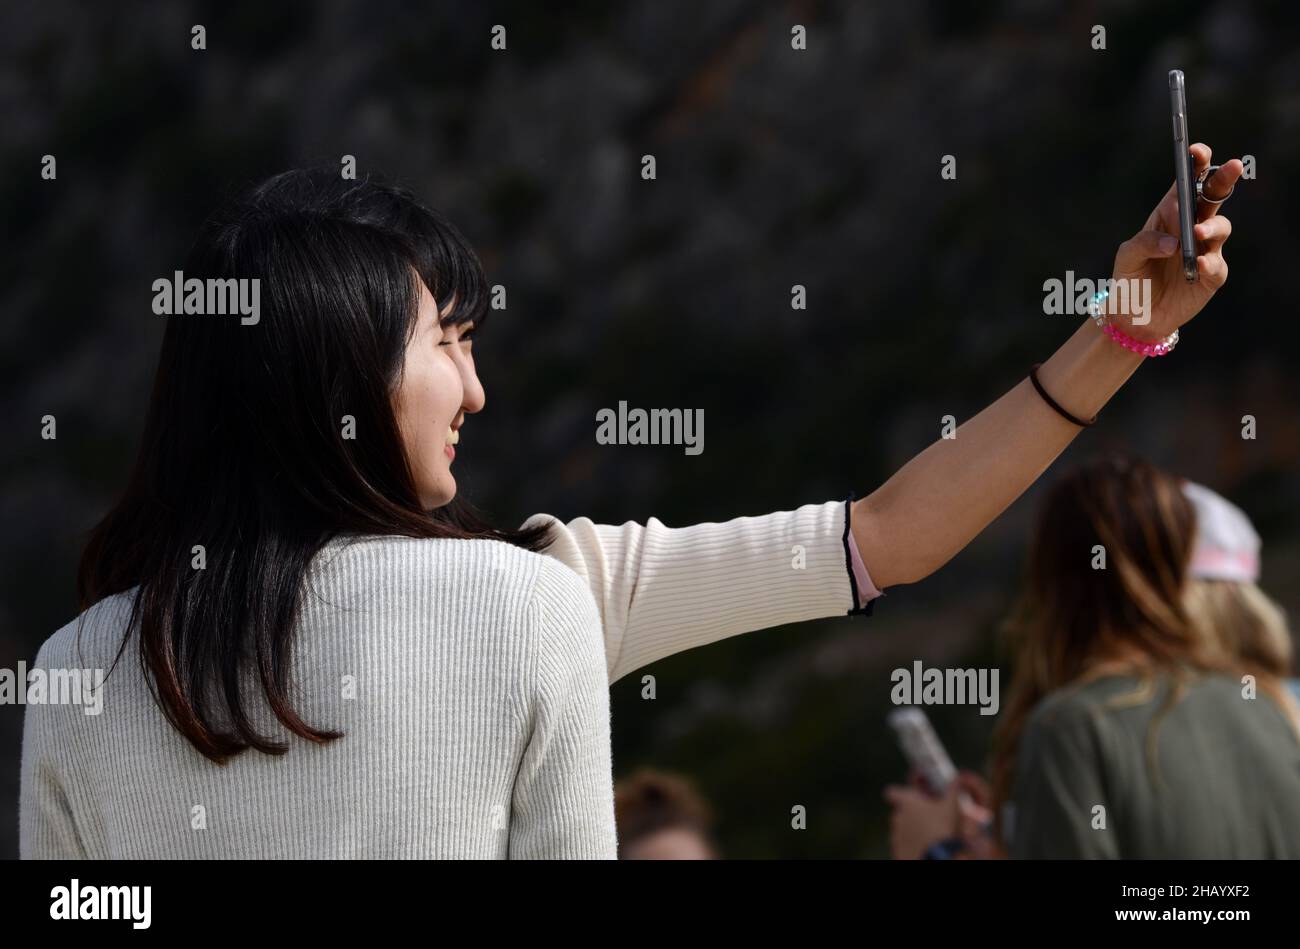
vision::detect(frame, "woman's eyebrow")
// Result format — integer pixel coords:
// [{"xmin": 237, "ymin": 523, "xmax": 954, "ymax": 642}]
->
[
  {"xmin": 438, "ymin": 303, "xmax": 477, "ymax": 329},
  {"xmin": 436, "ymin": 293, "xmax": 461, "ymax": 324}
]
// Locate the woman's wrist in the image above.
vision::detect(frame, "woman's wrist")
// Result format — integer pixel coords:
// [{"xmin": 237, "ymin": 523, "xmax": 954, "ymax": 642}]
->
[
  {"xmin": 1034, "ymin": 318, "xmax": 1144, "ymax": 424},
  {"xmin": 1089, "ymin": 285, "xmax": 1178, "ymax": 344},
  {"xmin": 1102, "ymin": 322, "xmax": 1179, "ymax": 356}
]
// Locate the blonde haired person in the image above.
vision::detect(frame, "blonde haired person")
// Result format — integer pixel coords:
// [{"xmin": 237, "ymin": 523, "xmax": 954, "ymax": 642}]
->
[
  {"xmin": 990, "ymin": 456, "xmax": 1300, "ymax": 858},
  {"xmin": 887, "ymin": 465, "xmax": 1300, "ymax": 860},
  {"xmin": 1181, "ymin": 481, "xmax": 1298, "ymax": 699}
]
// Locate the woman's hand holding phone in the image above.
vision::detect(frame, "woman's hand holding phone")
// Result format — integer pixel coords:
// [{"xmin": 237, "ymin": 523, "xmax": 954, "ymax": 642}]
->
[
  {"xmin": 1109, "ymin": 142, "xmax": 1243, "ymax": 343},
  {"xmin": 883, "ymin": 769, "xmax": 995, "ymax": 860}
]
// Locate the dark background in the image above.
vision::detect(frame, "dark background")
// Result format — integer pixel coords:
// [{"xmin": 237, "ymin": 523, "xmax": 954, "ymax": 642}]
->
[{"xmin": 2, "ymin": 0, "xmax": 1297, "ymax": 859}]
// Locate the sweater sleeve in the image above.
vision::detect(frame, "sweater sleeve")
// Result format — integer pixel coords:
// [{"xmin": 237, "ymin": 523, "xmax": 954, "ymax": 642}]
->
[
  {"xmin": 19, "ymin": 642, "xmax": 87, "ymax": 859},
  {"xmin": 508, "ymin": 559, "xmax": 617, "ymax": 859},
  {"xmin": 522, "ymin": 500, "xmax": 861, "ymax": 684}
]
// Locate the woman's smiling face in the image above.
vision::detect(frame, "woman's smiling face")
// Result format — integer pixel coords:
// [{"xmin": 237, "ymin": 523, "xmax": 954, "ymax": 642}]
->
[{"xmin": 392, "ymin": 280, "xmax": 483, "ymax": 509}]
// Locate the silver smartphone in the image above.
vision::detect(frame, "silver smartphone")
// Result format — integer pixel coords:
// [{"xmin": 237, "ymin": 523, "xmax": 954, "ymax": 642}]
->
[
  {"xmin": 1169, "ymin": 69, "xmax": 1198, "ymax": 283},
  {"xmin": 887, "ymin": 708, "xmax": 957, "ymax": 795}
]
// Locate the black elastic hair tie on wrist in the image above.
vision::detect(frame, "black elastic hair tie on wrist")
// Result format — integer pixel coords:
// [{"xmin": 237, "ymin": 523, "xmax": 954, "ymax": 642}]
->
[{"xmin": 1029, "ymin": 363, "xmax": 1096, "ymax": 427}]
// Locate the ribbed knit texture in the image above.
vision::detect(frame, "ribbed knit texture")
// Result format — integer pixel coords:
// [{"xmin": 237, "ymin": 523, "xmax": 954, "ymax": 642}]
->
[{"xmin": 20, "ymin": 500, "xmax": 854, "ymax": 859}]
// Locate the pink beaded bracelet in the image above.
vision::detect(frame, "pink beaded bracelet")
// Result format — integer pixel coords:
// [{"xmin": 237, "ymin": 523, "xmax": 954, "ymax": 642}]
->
[{"xmin": 1102, "ymin": 323, "xmax": 1179, "ymax": 357}]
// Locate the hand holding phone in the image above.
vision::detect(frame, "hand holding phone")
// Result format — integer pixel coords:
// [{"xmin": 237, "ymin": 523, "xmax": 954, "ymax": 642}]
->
[
  {"xmin": 887, "ymin": 708, "xmax": 958, "ymax": 796},
  {"xmin": 1169, "ymin": 69, "xmax": 1236, "ymax": 284},
  {"xmin": 1168, "ymin": 69, "xmax": 1199, "ymax": 283},
  {"xmin": 1106, "ymin": 76, "xmax": 1240, "ymax": 344}
]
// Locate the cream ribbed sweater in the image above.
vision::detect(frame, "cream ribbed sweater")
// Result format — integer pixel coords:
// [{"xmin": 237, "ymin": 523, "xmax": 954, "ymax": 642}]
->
[{"xmin": 19, "ymin": 500, "xmax": 856, "ymax": 859}]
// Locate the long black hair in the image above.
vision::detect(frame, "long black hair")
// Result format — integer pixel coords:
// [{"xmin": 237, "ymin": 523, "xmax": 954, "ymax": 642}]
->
[{"xmin": 78, "ymin": 168, "xmax": 551, "ymax": 763}]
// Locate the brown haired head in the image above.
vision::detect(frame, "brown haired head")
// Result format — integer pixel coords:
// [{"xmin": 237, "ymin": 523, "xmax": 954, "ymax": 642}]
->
[
  {"xmin": 990, "ymin": 454, "xmax": 1221, "ymax": 818},
  {"xmin": 614, "ymin": 769, "xmax": 718, "ymax": 859}
]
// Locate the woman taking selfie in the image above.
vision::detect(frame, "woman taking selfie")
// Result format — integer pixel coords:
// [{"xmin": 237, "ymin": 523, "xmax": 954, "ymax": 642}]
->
[{"xmin": 21, "ymin": 143, "xmax": 1242, "ymax": 858}]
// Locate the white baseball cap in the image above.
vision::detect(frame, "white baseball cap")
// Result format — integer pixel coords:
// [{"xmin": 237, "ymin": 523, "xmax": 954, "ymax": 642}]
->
[{"xmin": 1182, "ymin": 481, "xmax": 1261, "ymax": 583}]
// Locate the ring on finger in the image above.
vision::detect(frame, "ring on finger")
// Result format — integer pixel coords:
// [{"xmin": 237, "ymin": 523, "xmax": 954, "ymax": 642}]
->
[{"xmin": 1197, "ymin": 164, "xmax": 1234, "ymax": 205}]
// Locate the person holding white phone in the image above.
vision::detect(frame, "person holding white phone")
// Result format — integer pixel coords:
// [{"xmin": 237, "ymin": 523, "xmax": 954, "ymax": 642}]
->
[
  {"xmin": 992, "ymin": 457, "xmax": 1300, "ymax": 859},
  {"xmin": 886, "ymin": 462, "xmax": 1300, "ymax": 861}
]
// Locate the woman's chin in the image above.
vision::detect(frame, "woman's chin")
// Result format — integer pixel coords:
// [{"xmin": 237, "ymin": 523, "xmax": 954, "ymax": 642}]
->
[{"xmin": 421, "ymin": 479, "xmax": 456, "ymax": 511}]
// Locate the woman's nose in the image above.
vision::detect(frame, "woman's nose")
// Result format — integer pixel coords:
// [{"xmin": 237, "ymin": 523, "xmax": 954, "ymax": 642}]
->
[{"xmin": 461, "ymin": 363, "xmax": 485, "ymax": 414}]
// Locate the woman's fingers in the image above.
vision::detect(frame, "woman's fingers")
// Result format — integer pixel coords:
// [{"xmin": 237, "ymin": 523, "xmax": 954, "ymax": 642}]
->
[
  {"xmin": 1148, "ymin": 143, "xmax": 1239, "ymax": 234},
  {"xmin": 883, "ymin": 784, "xmax": 913, "ymax": 805},
  {"xmin": 1190, "ymin": 142, "xmax": 1212, "ymax": 177},
  {"xmin": 1195, "ymin": 214, "xmax": 1232, "ymax": 252},
  {"xmin": 1115, "ymin": 228, "xmax": 1180, "ymax": 274},
  {"xmin": 956, "ymin": 769, "xmax": 993, "ymax": 806},
  {"xmin": 1198, "ymin": 157, "xmax": 1244, "ymax": 222},
  {"xmin": 1185, "ymin": 144, "xmax": 1237, "ymax": 289},
  {"xmin": 1197, "ymin": 252, "xmax": 1229, "ymax": 290}
]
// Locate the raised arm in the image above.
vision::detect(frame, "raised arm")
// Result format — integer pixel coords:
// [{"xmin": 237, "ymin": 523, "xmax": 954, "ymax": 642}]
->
[
  {"xmin": 851, "ymin": 318, "xmax": 1139, "ymax": 588},
  {"xmin": 853, "ymin": 143, "xmax": 1240, "ymax": 589},
  {"xmin": 523, "ymin": 501, "xmax": 856, "ymax": 684},
  {"xmin": 528, "ymin": 145, "xmax": 1240, "ymax": 684}
]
